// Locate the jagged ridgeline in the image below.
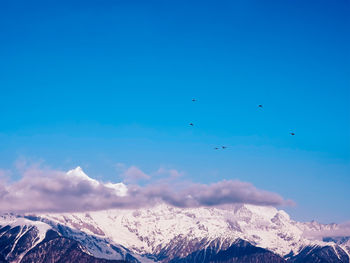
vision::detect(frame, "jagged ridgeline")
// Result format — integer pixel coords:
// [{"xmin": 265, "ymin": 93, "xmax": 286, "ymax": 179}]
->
[{"xmin": 0, "ymin": 204, "xmax": 349, "ymax": 263}]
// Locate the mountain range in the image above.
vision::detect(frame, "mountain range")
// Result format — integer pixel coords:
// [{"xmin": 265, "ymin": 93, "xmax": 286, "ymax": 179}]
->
[{"xmin": 0, "ymin": 167, "xmax": 349, "ymax": 263}]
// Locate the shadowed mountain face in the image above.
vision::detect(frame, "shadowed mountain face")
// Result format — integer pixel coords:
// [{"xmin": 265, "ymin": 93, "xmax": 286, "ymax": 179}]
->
[
  {"xmin": 160, "ymin": 239, "xmax": 349, "ymax": 263},
  {"xmin": 1, "ymin": 206, "xmax": 350, "ymax": 263},
  {"xmin": 288, "ymin": 245, "xmax": 349, "ymax": 263},
  {"xmin": 0, "ymin": 223, "xmax": 349, "ymax": 263},
  {"xmin": 21, "ymin": 230, "xmax": 126, "ymax": 263},
  {"xmin": 0, "ymin": 226, "xmax": 128, "ymax": 263},
  {"xmin": 2, "ymin": 168, "xmax": 347, "ymax": 263},
  {"xmin": 167, "ymin": 239, "xmax": 286, "ymax": 263},
  {"xmin": 0, "ymin": 225, "xmax": 41, "ymax": 263}
]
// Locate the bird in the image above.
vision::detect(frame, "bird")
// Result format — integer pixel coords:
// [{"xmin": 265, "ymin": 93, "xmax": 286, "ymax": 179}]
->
[
  {"xmin": 258, "ymin": 104, "xmax": 263, "ymax": 108},
  {"xmin": 214, "ymin": 147, "xmax": 219, "ymax": 150},
  {"xmin": 222, "ymin": 146, "xmax": 227, "ymax": 149},
  {"xmin": 290, "ymin": 132, "xmax": 295, "ymax": 136},
  {"xmin": 192, "ymin": 98, "xmax": 196, "ymax": 102},
  {"xmin": 189, "ymin": 123, "xmax": 194, "ymax": 126}
]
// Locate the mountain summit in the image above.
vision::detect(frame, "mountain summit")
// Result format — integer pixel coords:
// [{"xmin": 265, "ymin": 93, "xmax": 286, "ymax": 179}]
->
[{"xmin": 1, "ymin": 203, "xmax": 349, "ymax": 262}]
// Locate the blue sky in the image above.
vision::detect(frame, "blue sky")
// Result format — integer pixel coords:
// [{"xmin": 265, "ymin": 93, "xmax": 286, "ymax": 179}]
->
[{"xmin": 0, "ymin": 0, "xmax": 349, "ymax": 222}]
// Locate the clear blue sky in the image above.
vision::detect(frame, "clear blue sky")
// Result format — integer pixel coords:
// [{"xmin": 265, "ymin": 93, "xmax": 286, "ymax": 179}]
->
[{"xmin": 0, "ymin": 0, "xmax": 349, "ymax": 223}]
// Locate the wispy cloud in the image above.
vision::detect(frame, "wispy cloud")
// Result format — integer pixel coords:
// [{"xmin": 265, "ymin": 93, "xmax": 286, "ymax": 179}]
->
[
  {"xmin": 304, "ymin": 222, "xmax": 350, "ymax": 239},
  {"xmin": 156, "ymin": 167, "xmax": 183, "ymax": 179},
  {"xmin": 120, "ymin": 165, "xmax": 150, "ymax": 183},
  {"xmin": 0, "ymin": 163, "xmax": 293, "ymax": 213}
]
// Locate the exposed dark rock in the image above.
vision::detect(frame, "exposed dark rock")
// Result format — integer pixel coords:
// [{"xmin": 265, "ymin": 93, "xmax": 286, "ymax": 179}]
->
[
  {"xmin": 0, "ymin": 226, "xmax": 128, "ymax": 263},
  {"xmin": 288, "ymin": 245, "xmax": 349, "ymax": 263},
  {"xmin": 0, "ymin": 253, "xmax": 7, "ymax": 263},
  {"xmin": 6, "ymin": 226, "xmax": 39, "ymax": 262},
  {"xmin": 21, "ymin": 232, "xmax": 127, "ymax": 263},
  {"xmin": 110, "ymin": 245, "xmax": 139, "ymax": 263},
  {"xmin": 2, "ymin": 220, "xmax": 350, "ymax": 263},
  {"xmin": 168, "ymin": 239, "xmax": 286, "ymax": 263},
  {"xmin": 0, "ymin": 225, "xmax": 21, "ymax": 260}
]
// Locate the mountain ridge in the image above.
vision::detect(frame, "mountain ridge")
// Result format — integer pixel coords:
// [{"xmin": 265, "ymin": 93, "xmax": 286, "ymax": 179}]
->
[
  {"xmin": 1, "ymin": 203, "xmax": 349, "ymax": 262},
  {"xmin": 1, "ymin": 168, "xmax": 349, "ymax": 262}
]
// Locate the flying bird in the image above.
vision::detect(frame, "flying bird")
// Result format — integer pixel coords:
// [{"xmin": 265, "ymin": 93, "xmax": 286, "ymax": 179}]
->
[
  {"xmin": 192, "ymin": 98, "xmax": 196, "ymax": 102},
  {"xmin": 258, "ymin": 104, "xmax": 263, "ymax": 108},
  {"xmin": 189, "ymin": 123, "xmax": 194, "ymax": 126},
  {"xmin": 214, "ymin": 147, "xmax": 219, "ymax": 150},
  {"xmin": 290, "ymin": 132, "xmax": 295, "ymax": 136},
  {"xmin": 222, "ymin": 146, "xmax": 227, "ymax": 149}
]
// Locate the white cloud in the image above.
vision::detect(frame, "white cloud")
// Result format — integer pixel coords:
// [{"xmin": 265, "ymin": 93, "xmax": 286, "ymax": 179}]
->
[{"xmin": 0, "ymin": 164, "xmax": 293, "ymax": 213}]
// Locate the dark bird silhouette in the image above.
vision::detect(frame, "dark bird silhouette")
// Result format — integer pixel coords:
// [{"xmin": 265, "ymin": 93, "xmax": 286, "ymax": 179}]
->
[
  {"xmin": 189, "ymin": 123, "xmax": 194, "ymax": 126},
  {"xmin": 290, "ymin": 132, "xmax": 295, "ymax": 136},
  {"xmin": 222, "ymin": 146, "xmax": 227, "ymax": 149},
  {"xmin": 258, "ymin": 104, "xmax": 263, "ymax": 108},
  {"xmin": 214, "ymin": 147, "xmax": 219, "ymax": 150},
  {"xmin": 192, "ymin": 98, "xmax": 196, "ymax": 102}
]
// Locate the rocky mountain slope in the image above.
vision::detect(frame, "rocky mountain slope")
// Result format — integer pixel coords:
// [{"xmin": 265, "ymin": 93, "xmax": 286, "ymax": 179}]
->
[
  {"xmin": 1, "ymin": 203, "xmax": 349, "ymax": 262},
  {"xmin": 0, "ymin": 167, "xmax": 349, "ymax": 262},
  {"xmin": 35, "ymin": 203, "xmax": 349, "ymax": 263},
  {"xmin": 0, "ymin": 215, "xmax": 145, "ymax": 263}
]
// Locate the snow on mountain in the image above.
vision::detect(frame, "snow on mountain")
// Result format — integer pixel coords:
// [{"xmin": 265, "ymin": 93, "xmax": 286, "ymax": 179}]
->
[
  {"xmin": 2, "ymin": 203, "xmax": 349, "ymax": 263},
  {"xmin": 0, "ymin": 214, "xmax": 51, "ymax": 263},
  {"xmin": 35, "ymin": 203, "xmax": 342, "ymax": 260},
  {"xmin": 0, "ymin": 213, "xmax": 150, "ymax": 263},
  {"xmin": 66, "ymin": 166, "xmax": 128, "ymax": 197},
  {"xmin": 66, "ymin": 166, "xmax": 99, "ymax": 186},
  {"xmin": 2, "ymin": 167, "xmax": 348, "ymax": 262},
  {"xmin": 18, "ymin": 167, "xmax": 342, "ymax": 262}
]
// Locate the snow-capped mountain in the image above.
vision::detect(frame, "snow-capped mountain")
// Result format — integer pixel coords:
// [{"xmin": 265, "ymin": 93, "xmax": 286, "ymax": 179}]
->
[
  {"xmin": 1, "ymin": 204, "xmax": 349, "ymax": 263},
  {"xmin": 0, "ymin": 167, "xmax": 349, "ymax": 263},
  {"xmin": 0, "ymin": 214, "xmax": 148, "ymax": 263},
  {"xmin": 34, "ymin": 203, "xmax": 349, "ymax": 262}
]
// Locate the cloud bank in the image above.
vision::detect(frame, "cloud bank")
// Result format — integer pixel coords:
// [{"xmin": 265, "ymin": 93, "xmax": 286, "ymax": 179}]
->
[{"xmin": 0, "ymin": 164, "xmax": 293, "ymax": 213}]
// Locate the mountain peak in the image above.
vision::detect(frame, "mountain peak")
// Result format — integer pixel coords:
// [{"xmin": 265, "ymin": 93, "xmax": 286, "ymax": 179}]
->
[
  {"xmin": 1, "ymin": 204, "xmax": 349, "ymax": 262},
  {"xmin": 67, "ymin": 166, "xmax": 86, "ymax": 177},
  {"xmin": 66, "ymin": 166, "xmax": 99, "ymax": 186}
]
